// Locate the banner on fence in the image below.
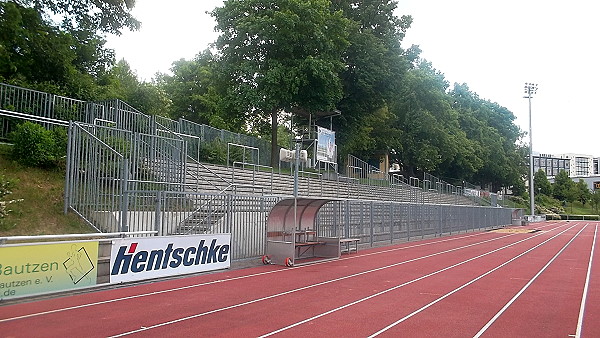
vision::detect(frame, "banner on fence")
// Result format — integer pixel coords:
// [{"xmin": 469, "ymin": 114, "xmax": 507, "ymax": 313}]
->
[
  {"xmin": 109, "ymin": 234, "xmax": 231, "ymax": 283},
  {"xmin": 0, "ymin": 241, "xmax": 98, "ymax": 300}
]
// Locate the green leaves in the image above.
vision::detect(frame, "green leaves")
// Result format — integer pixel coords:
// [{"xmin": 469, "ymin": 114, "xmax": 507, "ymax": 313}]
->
[
  {"xmin": 0, "ymin": 2, "xmax": 119, "ymax": 100},
  {"xmin": 213, "ymin": 0, "xmax": 351, "ymax": 165},
  {"xmin": 553, "ymin": 170, "xmax": 573, "ymax": 202},
  {"xmin": 15, "ymin": 0, "xmax": 140, "ymax": 35},
  {"xmin": 214, "ymin": 0, "xmax": 349, "ymax": 113},
  {"xmin": 9, "ymin": 122, "xmax": 66, "ymax": 168},
  {"xmin": 534, "ymin": 169, "xmax": 553, "ymax": 196}
]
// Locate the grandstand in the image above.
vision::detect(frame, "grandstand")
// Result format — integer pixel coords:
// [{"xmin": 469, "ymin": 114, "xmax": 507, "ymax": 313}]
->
[{"xmin": 0, "ymin": 82, "xmax": 519, "ymax": 261}]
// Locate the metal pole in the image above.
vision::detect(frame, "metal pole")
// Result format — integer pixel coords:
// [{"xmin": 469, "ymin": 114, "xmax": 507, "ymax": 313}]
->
[
  {"xmin": 294, "ymin": 141, "xmax": 300, "ymax": 198},
  {"xmin": 294, "ymin": 140, "xmax": 300, "ymax": 230},
  {"xmin": 64, "ymin": 121, "xmax": 74, "ymax": 214},
  {"xmin": 525, "ymin": 83, "xmax": 537, "ymax": 217},
  {"xmin": 528, "ymin": 93, "xmax": 534, "ymax": 216}
]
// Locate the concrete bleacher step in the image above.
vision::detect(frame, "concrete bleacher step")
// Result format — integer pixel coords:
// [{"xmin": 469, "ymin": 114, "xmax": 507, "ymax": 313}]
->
[
  {"xmin": 182, "ymin": 160, "xmax": 480, "ymax": 206},
  {"xmin": 172, "ymin": 207, "xmax": 227, "ymax": 235}
]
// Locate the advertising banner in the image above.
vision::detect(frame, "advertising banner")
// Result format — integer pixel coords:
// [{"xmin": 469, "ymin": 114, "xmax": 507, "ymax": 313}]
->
[
  {"xmin": 464, "ymin": 188, "xmax": 481, "ymax": 197},
  {"xmin": 316, "ymin": 126, "xmax": 336, "ymax": 163},
  {"xmin": 0, "ymin": 241, "xmax": 98, "ymax": 300},
  {"xmin": 110, "ymin": 234, "xmax": 231, "ymax": 283}
]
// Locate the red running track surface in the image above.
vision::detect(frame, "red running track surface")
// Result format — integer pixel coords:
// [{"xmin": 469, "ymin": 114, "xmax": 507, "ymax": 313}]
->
[{"xmin": 1, "ymin": 221, "xmax": 599, "ymax": 337}]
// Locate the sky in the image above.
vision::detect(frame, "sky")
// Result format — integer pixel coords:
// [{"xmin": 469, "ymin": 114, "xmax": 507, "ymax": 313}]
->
[{"xmin": 106, "ymin": 0, "xmax": 600, "ymax": 157}]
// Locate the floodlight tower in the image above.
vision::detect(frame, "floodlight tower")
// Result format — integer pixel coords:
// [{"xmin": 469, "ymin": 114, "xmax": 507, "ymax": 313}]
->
[{"xmin": 524, "ymin": 82, "xmax": 538, "ymax": 217}]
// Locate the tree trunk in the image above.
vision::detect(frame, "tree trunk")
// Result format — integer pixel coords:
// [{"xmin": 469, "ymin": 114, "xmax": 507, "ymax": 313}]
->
[{"xmin": 271, "ymin": 109, "xmax": 278, "ymax": 168}]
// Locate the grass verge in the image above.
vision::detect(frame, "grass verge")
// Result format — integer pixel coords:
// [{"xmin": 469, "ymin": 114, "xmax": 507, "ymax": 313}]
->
[{"xmin": 0, "ymin": 143, "xmax": 93, "ymax": 236}]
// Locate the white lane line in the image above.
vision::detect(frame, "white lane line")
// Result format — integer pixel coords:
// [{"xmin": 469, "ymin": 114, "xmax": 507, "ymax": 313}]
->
[
  {"xmin": 575, "ymin": 224, "xmax": 598, "ymax": 338},
  {"xmin": 0, "ymin": 231, "xmax": 493, "ymax": 323},
  {"xmin": 472, "ymin": 223, "xmax": 590, "ymax": 338},
  {"xmin": 258, "ymin": 223, "xmax": 578, "ymax": 338},
  {"xmin": 110, "ymin": 232, "xmax": 534, "ymax": 337},
  {"xmin": 1, "ymin": 222, "xmax": 567, "ymax": 324}
]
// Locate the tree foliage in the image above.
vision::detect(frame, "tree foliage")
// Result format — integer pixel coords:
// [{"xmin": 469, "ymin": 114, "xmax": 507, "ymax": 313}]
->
[
  {"xmin": 212, "ymin": 0, "xmax": 350, "ymax": 166},
  {"xmin": 574, "ymin": 179, "xmax": 591, "ymax": 206},
  {"xmin": 13, "ymin": 0, "xmax": 140, "ymax": 35},
  {"xmin": 0, "ymin": 2, "xmax": 116, "ymax": 99},
  {"xmin": 591, "ymin": 190, "xmax": 600, "ymax": 213},
  {"xmin": 330, "ymin": 0, "xmax": 412, "ymax": 162},
  {"xmin": 553, "ymin": 170, "xmax": 574, "ymax": 202},
  {"xmin": 3, "ymin": 0, "xmax": 532, "ymax": 195},
  {"xmin": 156, "ymin": 50, "xmax": 242, "ymax": 130},
  {"xmin": 534, "ymin": 169, "xmax": 552, "ymax": 196},
  {"xmin": 450, "ymin": 83, "xmax": 525, "ymax": 190}
]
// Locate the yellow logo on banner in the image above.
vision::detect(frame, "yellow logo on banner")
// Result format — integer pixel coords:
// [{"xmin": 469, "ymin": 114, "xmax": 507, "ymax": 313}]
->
[{"xmin": 0, "ymin": 241, "xmax": 98, "ymax": 300}]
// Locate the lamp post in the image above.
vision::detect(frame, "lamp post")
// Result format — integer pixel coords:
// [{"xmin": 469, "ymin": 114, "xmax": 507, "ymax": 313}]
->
[{"xmin": 524, "ymin": 82, "xmax": 538, "ymax": 217}]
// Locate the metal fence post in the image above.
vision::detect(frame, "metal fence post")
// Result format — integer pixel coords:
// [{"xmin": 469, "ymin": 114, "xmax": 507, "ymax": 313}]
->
[
  {"xmin": 155, "ymin": 191, "xmax": 162, "ymax": 236},
  {"xmin": 438, "ymin": 204, "xmax": 442, "ymax": 237},
  {"xmin": 406, "ymin": 203, "xmax": 411, "ymax": 242},
  {"xmin": 370, "ymin": 201, "xmax": 374, "ymax": 247},
  {"xmin": 120, "ymin": 160, "xmax": 130, "ymax": 232},
  {"xmin": 390, "ymin": 203, "xmax": 394, "ymax": 244},
  {"xmin": 227, "ymin": 194, "xmax": 233, "ymax": 233},
  {"xmin": 64, "ymin": 121, "xmax": 74, "ymax": 214},
  {"xmin": 344, "ymin": 200, "xmax": 350, "ymax": 239}
]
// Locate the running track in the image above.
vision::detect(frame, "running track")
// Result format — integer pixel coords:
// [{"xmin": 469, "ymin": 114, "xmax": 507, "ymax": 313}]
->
[{"xmin": 1, "ymin": 221, "xmax": 599, "ymax": 337}]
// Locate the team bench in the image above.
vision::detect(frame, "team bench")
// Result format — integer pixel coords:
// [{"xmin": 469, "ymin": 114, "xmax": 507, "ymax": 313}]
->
[{"xmin": 340, "ymin": 238, "xmax": 360, "ymax": 253}]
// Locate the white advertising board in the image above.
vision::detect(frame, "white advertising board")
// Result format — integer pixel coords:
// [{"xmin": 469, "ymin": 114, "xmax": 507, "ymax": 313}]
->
[
  {"xmin": 316, "ymin": 126, "xmax": 336, "ymax": 163},
  {"xmin": 110, "ymin": 234, "xmax": 231, "ymax": 283}
]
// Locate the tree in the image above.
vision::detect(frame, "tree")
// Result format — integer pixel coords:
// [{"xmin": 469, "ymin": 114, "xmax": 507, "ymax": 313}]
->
[
  {"xmin": 157, "ymin": 51, "xmax": 240, "ymax": 130},
  {"xmin": 390, "ymin": 62, "xmax": 482, "ymax": 180},
  {"xmin": 212, "ymin": 0, "xmax": 350, "ymax": 167},
  {"xmin": 13, "ymin": 0, "xmax": 140, "ymax": 35},
  {"xmin": 591, "ymin": 190, "xmax": 600, "ymax": 213},
  {"xmin": 0, "ymin": 2, "xmax": 117, "ymax": 99},
  {"xmin": 1, "ymin": 3, "xmax": 79, "ymax": 86},
  {"xmin": 329, "ymin": 0, "xmax": 412, "ymax": 161},
  {"xmin": 511, "ymin": 177, "xmax": 527, "ymax": 197},
  {"xmin": 534, "ymin": 169, "xmax": 552, "ymax": 196},
  {"xmin": 553, "ymin": 170, "xmax": 574, "ymax": 202},
  {"xmin": 97, "ymin": 60, "xmax": 171, "ymax": 116},
  {"xmin": 450, "ymin": 83, "xmax": 525, "ymax": 191},
  {"xmin": 574, "ymin": 179, "xmax": 591, "ymax": 206}
]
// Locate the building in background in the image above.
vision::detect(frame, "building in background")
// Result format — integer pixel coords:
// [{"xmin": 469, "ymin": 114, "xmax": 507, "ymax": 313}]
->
[
  {"xmin": 533, "ymin": 153, "xmax": 571, "ymax": 178},
  {"xmin": 536, "ymin": 153, "xmax": 600, "ymax": 192},
  {"xmin": 534, "ymin": 153, "xmax": 599, "ymax": 178}
]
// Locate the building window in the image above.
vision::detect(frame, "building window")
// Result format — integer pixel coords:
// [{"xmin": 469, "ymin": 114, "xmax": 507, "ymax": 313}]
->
[{"xmin": 575, "ymin": 157, "xmax": 589, "ymax": 176}]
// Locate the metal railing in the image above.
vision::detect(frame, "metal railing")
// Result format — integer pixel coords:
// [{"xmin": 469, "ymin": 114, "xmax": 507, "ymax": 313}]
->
[
  {"xmin": 179, "ymin": 119, "xmax": 272, "ymax": 166},
  {"xmin": 0, "ymin": 83, "xmax": 103, "ymax": 138},
  {"xmin": 65, "ymin": 121, "xmax": 190, "ymax": 231},
  {"xmin": 0, "ymin": 82, "xmax": 499, "ymax": 208},
  {"xmin": 0, "ymin": 231, "xmax": 158, "ymax": 245},
  {"xmin": 2, "ymin": 82, "xmax": 517, "ymax": 254},
  {"xmin": 64, "ymin": 122, "xmax": 130, "ymax": 232},
  {"xmin": 112, "ymin": 191, "xmax": 513, "ymax": 261},
  {"xmin": 94, "ymin": 99, "xmax": 152, "ymax": 134}
]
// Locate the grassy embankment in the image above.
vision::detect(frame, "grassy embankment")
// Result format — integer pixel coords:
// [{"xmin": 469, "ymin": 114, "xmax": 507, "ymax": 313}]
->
[{"xmin": 0, "ymin": 143, "xmax": 92, "ymax": 236}]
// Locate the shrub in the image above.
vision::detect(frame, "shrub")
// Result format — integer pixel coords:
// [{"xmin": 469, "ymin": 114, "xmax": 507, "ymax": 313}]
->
[
  {"xmin": 9, "ymin": 122, "xmax": 66, "ymax": 168},
  {"xmin": 198, "ymin": 140, "xmax": 228, "ymax": 165}
]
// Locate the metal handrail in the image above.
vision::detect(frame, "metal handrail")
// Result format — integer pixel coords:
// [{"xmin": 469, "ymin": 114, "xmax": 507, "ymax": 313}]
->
[
  {"xmin": 0, "ymin": 109, "xmax": 69, "ymax": 126},
  {"xmin": 0, "ymin": 231, "xmax": 158, "ymax": 244}
]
